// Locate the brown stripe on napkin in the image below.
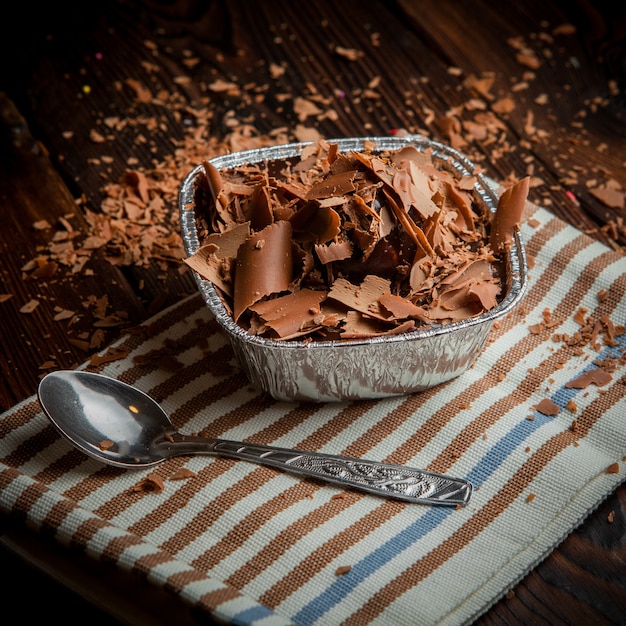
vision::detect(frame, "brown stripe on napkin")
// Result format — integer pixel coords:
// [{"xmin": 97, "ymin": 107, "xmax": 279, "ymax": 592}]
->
[
  {"xmin": 91, "ymin": 293, "xmax": 209, "ymax": 376},
  {"xmin": 3, "ymin": 424, "xmax": 60, "ymax": 468},
  {"xmin": 0, "ymin": 467, "xmax": 39, "ymax": 518},
  {"xmin": 256, "ymin": 498, "xmax": 407, "ymax": 608},
  {"xmin": 52, "ymin": 465, "xmax": 125, "ymax": 514},
  {"xmin": 0, "ymin": 399, "xmax": 42, "ymax": 439},
  {"xmin": 197, "ymin": 586, "xmax": 246, "ymax": 612},
  {"xmin": 240, "ymin": 403, "xmax": 330, "ymax": 444},
  {"xmin": 148, "ymin": 402, "xmax": 376, "ymax": 556},
  {"xmin": 34, "ymin": 449, "xmax": 98, "ymax": 483},
  {"xmin": 125, "ymin": 324, "xmax": 227, "ymax": 388}
]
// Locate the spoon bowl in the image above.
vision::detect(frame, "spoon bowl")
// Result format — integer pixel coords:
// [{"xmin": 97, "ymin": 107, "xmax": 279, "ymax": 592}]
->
[
  {"xmin": 38, "ymin": 370, "xmax": 177, "ymax": 468},
  {"xmin": 38, "ymin": 370, "xmax": 472, "ymax": 507}
]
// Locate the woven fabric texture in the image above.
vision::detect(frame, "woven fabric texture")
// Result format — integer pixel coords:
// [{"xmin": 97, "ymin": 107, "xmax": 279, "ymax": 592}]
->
[{"xmin": 1, "ymin": 200, "xmax": 625, "ymax": 625}]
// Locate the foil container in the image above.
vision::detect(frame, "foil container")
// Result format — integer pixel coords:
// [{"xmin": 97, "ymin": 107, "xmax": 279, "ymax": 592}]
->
[{"xmin": 179, "ymin": 136, "xmax": 528, "ymax": 402}]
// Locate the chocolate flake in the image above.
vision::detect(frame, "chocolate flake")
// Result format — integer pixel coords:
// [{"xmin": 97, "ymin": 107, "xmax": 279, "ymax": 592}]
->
[
  {"xmin": 132, "ymin": 473, "xmax": 165, "ymax": 492},
  {"xmin": 249, "ymin": 289, "xmax": 327, "ymax": 339},
  {"xmin": 536, "ymin": 398, "xmax": 560, "ymax": 416},
  {"xmin": 565, "ymin": 369, "xmax": 613, "ymax": 389}
]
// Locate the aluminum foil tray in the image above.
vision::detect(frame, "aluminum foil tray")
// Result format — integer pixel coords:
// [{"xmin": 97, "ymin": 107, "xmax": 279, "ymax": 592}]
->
[{"xmin": 179, "ymin": 136, "xmax": 528, "ymax": 402}]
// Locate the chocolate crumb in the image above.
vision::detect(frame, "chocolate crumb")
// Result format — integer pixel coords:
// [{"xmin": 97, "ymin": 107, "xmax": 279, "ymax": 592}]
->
[
  {"xmin": 169, "ymin": 467, "xmax": 196, "ymax": 480},
  {"xmin": 535, "ymin": 398, "xmax": 560, "ymax": 416},
  {"xmin": 132, "ymin": 473, "xmax": 165, "ymax": 492}
]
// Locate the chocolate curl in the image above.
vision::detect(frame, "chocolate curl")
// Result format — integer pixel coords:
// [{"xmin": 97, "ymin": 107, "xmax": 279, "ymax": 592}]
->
[
  {"xmin": 351, "ymin": 151, "xmax": 394, "ymax": 186},
  {"xmin": 204, "ymin": 221, "xmax": 251, "ymax": 258},
  {"xmin": 248, "ymin": 184, "xmax": 274, "ymax": 231},
  {"xmin": 439, "ymin": 180, "xmax": 476, "ymax": 232},
  {"xmin": 352, "ymin": 193, "xmax": 382, "ymax": 222},
  {"xmin": 378, "ymin": 293, "xmax": 429, "ymax": 322},
  {"xmin": 289, "ymin": 201, "xmax": 341, "ymax": 243},
  {"xmin": 233, "ymin": 220, "xmax": 293, "ymax": 321},
  {"xmin": 490, "ymin": 176, "xmax": 530, "ymax": 252},
  {"xmin": 383, "ymin": 190, "xmax": 435, "ymax": 257},
  {"xmin": 183, "ymin": 244, "xmax": 232, "ymax": 296},
  {"xmin": 328, "ymin": 275, "xmax": 391, "ymax": 320},
  {"xmin": 315, "ymin": 239, "xmax": 353, "ymax": 264},
  {"xmin": 438, "ymin": 258, "xmax": 500, "ymax": 312},
  {"xmin": 202, "ymin": 160, "xmax": 236, "ymax": 228},
  {"xmin": 249, "ymin": 288, "xmax": 328, "ymax": 339},
  {"xmin": 306, "ymin": 170, "xmax": 357, "ymax": 200},
  {"xmin": 183, "ymin": 222, "xmax": 251, "ymax": 298},
  {"xmin": 393, "ymin": 163, "xmax": 438, "ymax": 220}
]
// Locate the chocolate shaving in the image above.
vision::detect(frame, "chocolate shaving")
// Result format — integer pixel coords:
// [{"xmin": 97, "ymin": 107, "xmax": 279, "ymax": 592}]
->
[
  {"xmin": 132, "ymin": 473, "xmax": 165, "ymax": 493},
  {"xmin": 536, "ymin": 398, "xmax": 560, "ymax": 415},
  {"xmin": 306, "ymin": 170, "xmax": 357, "ymax": 199},
  {"xmin": 233, "ymin": 220, "xmax": 293, "ymax": 321},
  {"xmin": 491, "ymin": 176, "xmax": 530, "ymax": 252},
  {"xmin": 565, "ymin": 369, "xmax": 613, "ymax": 389},
  {"xmin": 378, "ymin": 293, "xmax": 429, "ymax": 321},
  {"xmin": 249, "ymin": 288, "xmax": 327, "ymax": 339}
]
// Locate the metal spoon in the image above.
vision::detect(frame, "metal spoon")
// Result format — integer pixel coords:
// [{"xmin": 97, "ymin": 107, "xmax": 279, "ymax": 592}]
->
[{"xmin": 37, "ymin": 370, "xmax": 472, "ymax": 506}]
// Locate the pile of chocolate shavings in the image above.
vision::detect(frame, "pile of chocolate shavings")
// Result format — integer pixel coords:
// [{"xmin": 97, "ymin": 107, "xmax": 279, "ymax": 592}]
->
[
  {"xmin": 20, "ymin": 118, "xmax": 289, "ymax": 370},
  {"xmin": 185, "ymin": 139, "xmax": 528, "ymax": 341}
]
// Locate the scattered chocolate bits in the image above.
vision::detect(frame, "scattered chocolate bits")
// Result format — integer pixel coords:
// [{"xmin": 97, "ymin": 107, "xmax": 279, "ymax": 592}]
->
[
  {"xmin": 19, "ymin": 299, "xmax": 40, "ymax": 314},
  {"xmin": 89, "ymin": 346, "xmax": 130, "ymax": 366}
]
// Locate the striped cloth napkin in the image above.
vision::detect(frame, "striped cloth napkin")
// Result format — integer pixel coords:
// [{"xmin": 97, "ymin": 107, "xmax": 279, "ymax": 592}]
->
[{"xmin": 1, "ymin": 199, "xmax": 625, "ymax": 626}]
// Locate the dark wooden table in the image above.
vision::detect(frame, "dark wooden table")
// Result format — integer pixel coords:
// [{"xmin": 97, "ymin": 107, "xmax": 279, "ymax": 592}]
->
[{"xmin": 1, "ymin": 1, "xmax": 625, "ymax": 623}]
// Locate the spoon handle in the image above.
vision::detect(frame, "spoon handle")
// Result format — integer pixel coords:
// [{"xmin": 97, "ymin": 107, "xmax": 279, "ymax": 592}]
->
[{"xmin": 165, "ymin": 436, "xmax": 472, "ymax": 506}]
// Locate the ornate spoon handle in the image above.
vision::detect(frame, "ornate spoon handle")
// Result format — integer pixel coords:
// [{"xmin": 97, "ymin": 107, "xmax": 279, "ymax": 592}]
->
[{"xmin": 162, "ymin": 436, "xmax": 472, "ymax": 507}]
